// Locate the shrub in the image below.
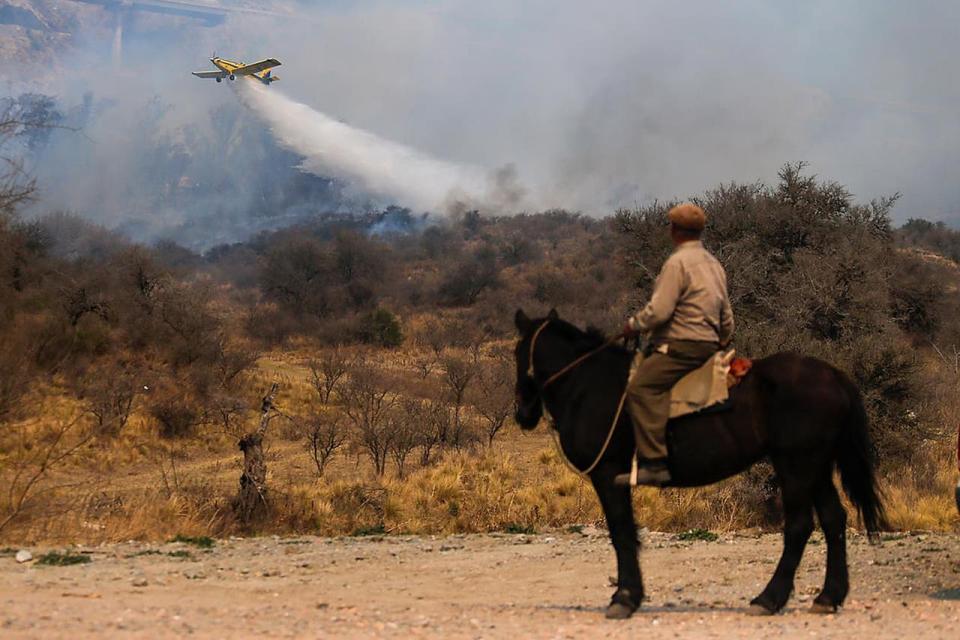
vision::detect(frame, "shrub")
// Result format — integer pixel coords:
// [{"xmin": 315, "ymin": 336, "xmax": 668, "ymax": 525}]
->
[
  {"xmin": 358, "ymin": 308, "xmax": 403, "ymax": 348},
  {"xmin": 37, "ymin": 551, "xmax": 91, "ymax": 566},
  {"xmin": 149, "ymin": 394, "xmax": 203, "ymax": 439},
  {"xmin": 437, "ymin": 245, "xmax": 501, "ymax": 306}
]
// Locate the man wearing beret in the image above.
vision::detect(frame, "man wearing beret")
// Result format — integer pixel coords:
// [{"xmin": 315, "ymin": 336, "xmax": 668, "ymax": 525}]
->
[{"xmin": 616, "ymin": 203, "xmax": 734, "ymax": 486}]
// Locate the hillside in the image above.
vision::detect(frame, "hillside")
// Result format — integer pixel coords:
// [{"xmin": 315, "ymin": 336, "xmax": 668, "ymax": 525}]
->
[
  {"xmin": 0, "ymin": 1, "xmax": 296, "ymax": 70},
  {"xmin": 2, "ymin": 154, "xmax": 960, "ymax": 542}
]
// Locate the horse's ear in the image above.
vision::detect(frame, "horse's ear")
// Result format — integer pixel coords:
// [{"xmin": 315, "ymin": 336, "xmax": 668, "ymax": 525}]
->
[
  {"xmin": 547, "ymin": 308, "xmax": 559, "ymax": 320},
  {"xmin": 515, "ymin": 308, "xmax": 532, "ymax": 333}
]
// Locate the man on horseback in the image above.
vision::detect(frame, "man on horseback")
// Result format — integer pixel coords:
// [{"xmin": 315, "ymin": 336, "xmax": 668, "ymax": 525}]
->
[{"xmin": 617, "ymin": 203, "xmax": 734, "ymax": 486}]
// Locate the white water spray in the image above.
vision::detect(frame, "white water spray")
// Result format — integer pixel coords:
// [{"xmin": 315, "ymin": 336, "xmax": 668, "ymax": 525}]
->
[{"xmin": 238, "ymin": 82, "xmax": 520, "ymax": 212}]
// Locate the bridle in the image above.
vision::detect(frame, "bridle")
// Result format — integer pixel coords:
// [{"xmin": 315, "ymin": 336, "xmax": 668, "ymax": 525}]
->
[{"xmin": 522, "ymin": 319, "xmax": 630, "ymax": 478}]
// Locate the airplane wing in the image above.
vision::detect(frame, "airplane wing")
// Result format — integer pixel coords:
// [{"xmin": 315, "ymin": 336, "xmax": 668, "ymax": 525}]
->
[
  {"xmin": 192, "ymin": 71, "xmax": 224, "ymax": 79},
  {"xmin": 232, "ymin": 58, "xmax": 282, "ymax": 76}
]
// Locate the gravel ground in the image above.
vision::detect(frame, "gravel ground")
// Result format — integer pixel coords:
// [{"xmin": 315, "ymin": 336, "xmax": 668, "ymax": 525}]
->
[{"xmin": 2, "ymin": 530, "xmax": 959, "ymax": 639}]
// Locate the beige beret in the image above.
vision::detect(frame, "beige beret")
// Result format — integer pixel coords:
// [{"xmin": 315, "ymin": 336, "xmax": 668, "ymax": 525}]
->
[{"xmin": 668, "ymin": 203, "xmax": 706, "ymax": 232}]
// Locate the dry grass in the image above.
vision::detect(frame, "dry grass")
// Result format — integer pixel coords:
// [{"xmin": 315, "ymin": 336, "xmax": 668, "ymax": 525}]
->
[
  {"xmin": 2, "ymin": 346, "xmax": 957, "ymax": 545},
  {"xmin": 5, "ymin": 431, "xmax": 955, "ymax": 544},
  {"xmin": 881, "ymin": 444, "xmax": 959, "ymax": 532}
]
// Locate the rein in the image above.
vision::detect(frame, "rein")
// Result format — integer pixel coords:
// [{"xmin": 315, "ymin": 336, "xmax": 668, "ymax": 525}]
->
[
  {"xmin": 526, "ymin": 320, "xmax": 630, "ymax": 478},
  {"xmin": 527, "ymin": 321, "xmax": 626, "ymax": 390}
]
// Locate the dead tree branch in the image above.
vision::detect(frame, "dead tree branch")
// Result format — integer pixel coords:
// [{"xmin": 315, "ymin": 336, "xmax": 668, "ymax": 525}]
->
[{"xmin": 234, "ymin": 383, "xmax": 279, "ymax": 524}]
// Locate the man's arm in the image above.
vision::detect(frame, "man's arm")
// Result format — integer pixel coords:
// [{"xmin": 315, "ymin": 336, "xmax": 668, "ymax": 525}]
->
[
  {"xmin": 719, "ymin": 295, "xmax": 734, "ymax": 347},
  {"xmin": 629, "ymin": 258, "xmax": 683, "ymax": 332}
]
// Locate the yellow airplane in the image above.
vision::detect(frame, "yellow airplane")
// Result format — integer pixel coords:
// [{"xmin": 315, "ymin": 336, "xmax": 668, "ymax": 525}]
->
[{"xmin": 192, "ymin": 56, "xmax": 281, "ymax": 85}]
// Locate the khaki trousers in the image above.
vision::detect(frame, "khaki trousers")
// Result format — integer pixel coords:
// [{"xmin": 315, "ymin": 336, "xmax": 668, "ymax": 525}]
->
[{"xmin": 626, "ymin": 340, "xmax": 718, "ymax": 461}]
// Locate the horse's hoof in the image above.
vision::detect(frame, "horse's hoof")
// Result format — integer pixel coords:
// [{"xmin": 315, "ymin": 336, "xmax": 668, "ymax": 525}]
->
[
  {"xmin": 748, "ymin": 603, "xmax": 776, "ymax": 616},
  {"xmin": 605, "ymin": 602, "xmax": 635, "ymax": 619},
  {"xmin": 809, "ymin": 602, "xmax": 838, "ymax": 614}
]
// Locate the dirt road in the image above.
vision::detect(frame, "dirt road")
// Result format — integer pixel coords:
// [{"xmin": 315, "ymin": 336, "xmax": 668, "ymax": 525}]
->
[{"xmin": 2, "ymin": 530, "xmax": 959, "ymax": 638}]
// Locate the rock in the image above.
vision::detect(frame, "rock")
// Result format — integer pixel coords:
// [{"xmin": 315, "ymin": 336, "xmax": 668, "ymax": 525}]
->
[
  {"xmin": 15, "ymin": 550, "xmax": 32, "ymax": 563},
  {"xmin": 132, "ymin": 576, "xmax": 149, "ymax": 587}
]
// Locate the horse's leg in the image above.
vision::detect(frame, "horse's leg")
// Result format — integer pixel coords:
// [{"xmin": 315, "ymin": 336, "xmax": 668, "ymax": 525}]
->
[
  {"xmin": 750, "ymin": 467, "xmax": 815, "ymax": 614},
  {"xmin": 810, "ymin": 477, "xmax": 849, "ymax": 613},
  {"xmin": 591, "ymin": 467, "xmax": 644, "ymax": 619}
]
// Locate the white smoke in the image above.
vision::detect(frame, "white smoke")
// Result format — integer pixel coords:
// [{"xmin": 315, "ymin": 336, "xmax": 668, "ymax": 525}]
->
[{"xmin": 238, "ymin": 81, "xmax": 525, "ymax": 213}]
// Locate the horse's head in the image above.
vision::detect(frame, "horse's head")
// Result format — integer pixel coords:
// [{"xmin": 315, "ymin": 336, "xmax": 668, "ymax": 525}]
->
[{"xmin": 513, "ymin": 307, "xmax": 558, "ymax": 430}]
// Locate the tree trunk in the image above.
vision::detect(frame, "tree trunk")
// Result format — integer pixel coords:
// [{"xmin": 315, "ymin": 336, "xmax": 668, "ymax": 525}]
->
[{"xmin": 234, "ymin": 383, "xmax": 278, "ymax": 524}]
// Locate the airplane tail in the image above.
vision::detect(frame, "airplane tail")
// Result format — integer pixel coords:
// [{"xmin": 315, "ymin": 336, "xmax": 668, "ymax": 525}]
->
[{"xmin": 258, "ymin": 70, "xmax": 279, "ymax": 85}]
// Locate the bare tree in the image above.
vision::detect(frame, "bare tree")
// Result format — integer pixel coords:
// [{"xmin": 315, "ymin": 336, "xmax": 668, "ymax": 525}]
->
[
  {"xmin": 0, "ymin": 97, "xmax": 49, "ymax": 218},
  {"xmin": 0, "ymin": 414, "xmax": 92, "ymax": 533},
  {"xmin": 389, "ymin": 399, "xmax": 427, "ymax": 478},
  {"xmin": 441, "ymin": 354, "xmax": 477, "ymax": 449},
  {"xmin": 207, "ymin": 392, "xmax": 248, "ymax": 437},
  {"xmin": 418, "ymin": 396, "xmax": 449, "ymax": 466},
  {"xmin": 341, "ymin": 362, "xmax": 397, "ymax": 476},
  {"xmin": 75, "ymin": 362, "xmax": 139, "ymax": 438},
  {"xmin": 412, "ymin": 353, "xmax": 436, "ymax": 380},
  {"xmin": 307, "ymin": 347, "xmax": 350, "ymax": 404},
  {"xmin": 474, "ymin": 362, "xmax": 514, "ymax": 445},
  {"xmin": 464, "ymin": 326, "xmax": 491, "ymax": 364},
  {"xmin": 299, "ymin": 411, "xmax": 348, "ymax": 478},
  {"xmin": 416, "ymin": 318, "xmax": 448, "ymax": 359}
]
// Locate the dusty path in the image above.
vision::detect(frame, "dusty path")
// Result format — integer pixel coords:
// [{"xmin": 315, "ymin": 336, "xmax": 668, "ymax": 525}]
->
[{"xmin": 2, "ymin": 530, "xmax": 959, "ymax": 638}]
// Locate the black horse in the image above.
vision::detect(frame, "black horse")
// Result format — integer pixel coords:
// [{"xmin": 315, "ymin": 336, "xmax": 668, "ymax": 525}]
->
[{"xmin": 513, "ymin": 309, "xmax": 886, "ymax": 619}]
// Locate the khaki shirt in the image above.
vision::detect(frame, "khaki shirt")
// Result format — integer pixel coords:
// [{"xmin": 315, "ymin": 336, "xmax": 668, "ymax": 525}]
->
[{"xmin": 629, "ymin": 241, "xmax": 734, "ymax": 345}]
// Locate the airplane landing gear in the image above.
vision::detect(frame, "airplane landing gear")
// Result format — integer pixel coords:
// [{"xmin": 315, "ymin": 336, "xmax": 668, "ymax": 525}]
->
[
  {"xmin": 229, "ymin": 74, "xmax": 236, "ymax": 81},
  {"xmin": 216, "ymin": 77, "xmax": 222, "ymax": 83}
]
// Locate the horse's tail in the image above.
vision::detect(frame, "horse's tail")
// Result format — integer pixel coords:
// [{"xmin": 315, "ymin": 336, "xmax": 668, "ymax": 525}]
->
[{"xmin": 834, "ymin": 370, "xmax": 887, "ymax": 542}]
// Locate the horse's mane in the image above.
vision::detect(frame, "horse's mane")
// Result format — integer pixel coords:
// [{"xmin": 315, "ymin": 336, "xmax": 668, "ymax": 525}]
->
[{"xmin": 542, "ymin": 318, "xmax": 627, "ymax": 355}]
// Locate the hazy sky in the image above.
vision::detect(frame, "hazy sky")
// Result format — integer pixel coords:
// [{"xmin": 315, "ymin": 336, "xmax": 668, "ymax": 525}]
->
[{"xmin": 11, "ymin": 0, "xmax": 960, "ymax": 237}]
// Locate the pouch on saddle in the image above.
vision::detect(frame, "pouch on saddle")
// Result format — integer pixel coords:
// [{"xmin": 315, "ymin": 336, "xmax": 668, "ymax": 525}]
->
[{"xmin": 630, "ymin": 350, "xmax": 747, "ymax": 419}]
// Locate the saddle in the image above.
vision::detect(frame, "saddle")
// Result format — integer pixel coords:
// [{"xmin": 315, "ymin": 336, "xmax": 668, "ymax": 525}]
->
[
  {"xmin": 672, "ymin": 350, "xmax": 753, "ymax": 418},
  {"xmin": 629, "ymin": 350, "xmax": 753, "ymax": 419}
]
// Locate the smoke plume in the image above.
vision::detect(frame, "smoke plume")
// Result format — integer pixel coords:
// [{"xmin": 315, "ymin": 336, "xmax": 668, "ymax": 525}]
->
[
  {"xmin": 4, "ymin": 0, "xmax": 960, "ymax": 246},
  {"xmin": 238, "ymin": 82, "xmax": 520, "ymax": 213}
]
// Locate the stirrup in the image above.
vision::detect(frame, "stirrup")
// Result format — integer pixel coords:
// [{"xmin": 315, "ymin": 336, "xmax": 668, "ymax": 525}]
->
[
  {"xmin": 613, "ymin": 453, "xmax": 638, "ymax": 487},
  {"xmin": 613, "ymin": 453, "xmax": 670, "ymax": 487}
]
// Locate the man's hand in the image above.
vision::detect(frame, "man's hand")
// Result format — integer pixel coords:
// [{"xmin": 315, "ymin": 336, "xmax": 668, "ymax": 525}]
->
[{"xmin": 622, "ymin": 318, "xmax": 641, "ymax": 338}]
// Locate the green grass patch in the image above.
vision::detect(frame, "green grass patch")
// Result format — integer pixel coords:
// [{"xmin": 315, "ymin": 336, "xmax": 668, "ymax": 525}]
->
[
  {"xmin": 126, "ymin": 549, "xmax": 163, "ymax": 558},
  {"xmin": 37, "ymin": 551, "xmax": 91, "ymax": 566},
  {"xmin": 0, "ymin": 547, "xmax": 16, "ymax": 557},
  {"xmin": 167, "ymin": 550, "xmax": 193, "ymax": 559},
  {"xmin": 504, "ymin": 523, "xmax": 536, "ymax": 535},
  {"xmin": 169, "ymin": 534, "xmax": 215, "ymax": 549},
  {"xmin": 565, "ymin": 524, "xmax": 585, "ymax": 534},
  {"xmin": 351, "ymin": 524, "xmax": 386, "ymax": 537},
  {"xmin": 675, "ymin": 528, "xmax": 719, "ymax": 542}
]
